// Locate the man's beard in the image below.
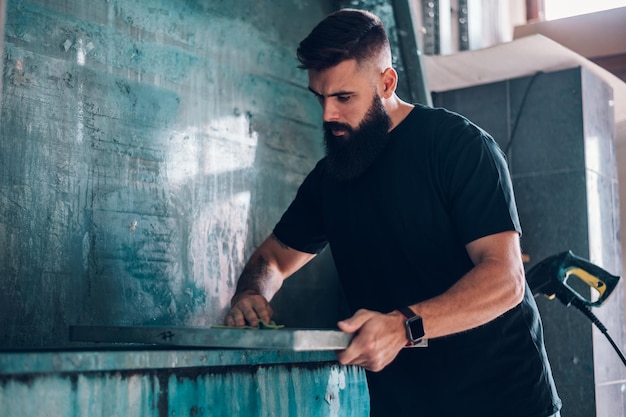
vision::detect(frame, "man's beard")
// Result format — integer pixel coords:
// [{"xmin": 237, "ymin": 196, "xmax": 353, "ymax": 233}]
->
[{"xmin": 323, "ymin": 95, "xmax": 392, "ymax": 182}]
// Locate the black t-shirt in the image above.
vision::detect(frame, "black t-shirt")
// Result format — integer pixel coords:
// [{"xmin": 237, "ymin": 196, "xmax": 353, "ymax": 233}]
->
[{"xmin": 273, "ymin": 105, "xmax": 561, "ymax": 417}]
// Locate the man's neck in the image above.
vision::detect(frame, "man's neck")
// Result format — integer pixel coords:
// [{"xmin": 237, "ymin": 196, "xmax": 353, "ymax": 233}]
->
[{"xmin": 384, "ymin": 95, "xmax": 415, "ymax": 131}]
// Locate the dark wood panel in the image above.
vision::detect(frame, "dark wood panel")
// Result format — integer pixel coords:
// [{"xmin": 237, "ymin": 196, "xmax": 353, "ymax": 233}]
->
[{"xmin": 591, "ymin": 53, "xmax": 626, "ymax": 82}]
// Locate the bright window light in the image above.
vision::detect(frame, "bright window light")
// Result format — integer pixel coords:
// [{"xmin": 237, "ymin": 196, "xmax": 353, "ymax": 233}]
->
[{"xmin": 545, "ymin": 0, "xmax": 626, "ymax": 20}]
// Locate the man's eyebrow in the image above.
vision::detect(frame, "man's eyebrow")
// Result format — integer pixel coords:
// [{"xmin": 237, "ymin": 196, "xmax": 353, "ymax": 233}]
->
[
  {"xmin": 307, "ymin": 87, "xmax": 355, "ymax": 98},
  {"xmin": 308, "ymin": 86, "xmax": 322, "ymax": 97}
]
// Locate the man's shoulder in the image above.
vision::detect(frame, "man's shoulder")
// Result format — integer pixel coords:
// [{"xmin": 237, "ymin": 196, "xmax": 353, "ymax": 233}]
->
[
  {"xmin": 398, "ymin": 104, "xmax": 472, "ymax": 132},
  {"xmin": 393, "ymin": 104, "xmax": 477, "ymax": 147}
]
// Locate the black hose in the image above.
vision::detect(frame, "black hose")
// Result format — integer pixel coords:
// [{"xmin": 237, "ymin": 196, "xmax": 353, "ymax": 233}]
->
[
  {"xmin": 570, "ymin": 297, "xmax": 626, "ymax": 368},
  {"xmin": 504, "ymin": 71, "xmax": 543, "ymax": 156}
]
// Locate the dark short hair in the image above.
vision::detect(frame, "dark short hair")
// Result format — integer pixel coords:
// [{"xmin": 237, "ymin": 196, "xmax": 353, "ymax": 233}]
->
[{"xmin": 297, "ymin": 9, "xmax": 390, "ymax": 71}]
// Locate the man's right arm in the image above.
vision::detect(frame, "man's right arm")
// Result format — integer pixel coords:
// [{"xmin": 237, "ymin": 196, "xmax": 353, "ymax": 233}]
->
[{"xmin": 224, "ymin": 233, "xmax": 316, "ymax": 327}]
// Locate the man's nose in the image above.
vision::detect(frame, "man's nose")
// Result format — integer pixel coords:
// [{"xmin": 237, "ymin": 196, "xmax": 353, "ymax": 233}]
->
[{"xmin": 322, "ymin": 100, "xmax": 340, "ymax": 122}]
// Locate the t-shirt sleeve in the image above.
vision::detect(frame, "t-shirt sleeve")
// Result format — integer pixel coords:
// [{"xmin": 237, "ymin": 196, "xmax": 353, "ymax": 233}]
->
[
  {"xmin": 272, "ymin": 161, "xmax": 328, "ymax": 254},
  {"xmin": 438, "ymin": 115, "xmax": 522, "ymax": 244}
]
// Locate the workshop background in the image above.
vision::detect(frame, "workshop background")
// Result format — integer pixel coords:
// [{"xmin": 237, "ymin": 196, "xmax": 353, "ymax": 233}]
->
[{"xmin": 1, "ymin": 0, "xmax": 625, "ymax": 416}]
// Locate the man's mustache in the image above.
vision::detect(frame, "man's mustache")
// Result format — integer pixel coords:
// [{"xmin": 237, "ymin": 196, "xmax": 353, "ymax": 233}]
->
[{"xmin": 323, "ymin": 121, "xmax": 353, "ymax": 133}]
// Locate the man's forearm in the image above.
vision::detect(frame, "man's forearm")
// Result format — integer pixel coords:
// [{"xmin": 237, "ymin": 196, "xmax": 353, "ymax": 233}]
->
[
  {"xmin": 232, "ymin": 253, "xmax": 283, "ymax": 305},
  {"xmin": 412, "ymin": 231, "xmax": 525, "ymax": 339},
  {"xmin": 230, "ymin": 234, "xmax": 316, "ymax": 307}
]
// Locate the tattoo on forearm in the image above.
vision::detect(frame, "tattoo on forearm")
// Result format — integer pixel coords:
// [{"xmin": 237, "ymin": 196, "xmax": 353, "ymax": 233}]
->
[
  {"xmin": 233, "ymin": 235, "xmax": 290, "ymax": 302},
  {"xmin": 235, "ymin": 254, "xmax": 270, "ymax": 296},
  {"xmin": 270, "ymin": 233, "xmax": 290, "ymax": 250}
]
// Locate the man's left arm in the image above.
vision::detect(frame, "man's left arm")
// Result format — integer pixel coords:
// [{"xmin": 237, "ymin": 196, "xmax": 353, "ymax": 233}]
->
[{"xmin": 336, "ymin": 230, "xmax": 525, "ymax": 371}]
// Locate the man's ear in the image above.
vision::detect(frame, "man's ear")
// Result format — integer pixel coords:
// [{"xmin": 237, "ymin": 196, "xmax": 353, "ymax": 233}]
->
[{"xmin": 381, "ymin": 67, "xmax": 398, "ymax": 99}]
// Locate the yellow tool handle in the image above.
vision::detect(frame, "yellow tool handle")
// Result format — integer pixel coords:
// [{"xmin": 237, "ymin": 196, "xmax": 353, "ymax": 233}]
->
[{"xmin": 565, "ymin": 267, "xmax": 606, "ymax": 297}]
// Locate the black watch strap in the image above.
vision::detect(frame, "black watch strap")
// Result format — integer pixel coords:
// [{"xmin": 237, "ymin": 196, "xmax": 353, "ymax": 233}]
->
[{"xmin": 398, "ymin": 306, "xmax": 416, "ymax": 320}]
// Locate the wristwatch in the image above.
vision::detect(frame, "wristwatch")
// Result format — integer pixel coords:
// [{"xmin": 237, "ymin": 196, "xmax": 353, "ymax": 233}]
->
[{"xmin": 398, "ymin": 306, "xmax": 425, "ymax": 346}]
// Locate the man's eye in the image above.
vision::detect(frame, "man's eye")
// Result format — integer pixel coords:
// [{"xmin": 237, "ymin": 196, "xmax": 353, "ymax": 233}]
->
[{"xmin": 337, "ymin": 95, "xmax": 351, "ymax": 103}]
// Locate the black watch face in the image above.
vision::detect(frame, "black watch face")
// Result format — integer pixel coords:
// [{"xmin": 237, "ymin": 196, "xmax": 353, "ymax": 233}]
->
[{"xmin": 407, "ymin": 316, "xmax": 425, "ymax": 341}]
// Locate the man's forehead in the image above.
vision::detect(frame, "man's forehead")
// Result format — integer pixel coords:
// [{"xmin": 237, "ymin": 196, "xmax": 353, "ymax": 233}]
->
[{"xmin": 307, "ymin": 60, "xmax": 366, "ymax": 96}]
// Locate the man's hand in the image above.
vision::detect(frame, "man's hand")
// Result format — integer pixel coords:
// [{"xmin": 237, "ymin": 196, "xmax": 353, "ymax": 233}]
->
[
  {"xmin": 336, "ymin": 309, "xmax": 408, "ymax": 372},
  {"xmin": 225, "ymin": 291, "xmax": 273, "ymax": 327},
  {"xmin": 224, "ymin": 234, "xmax": 317, "ymax": 327}
]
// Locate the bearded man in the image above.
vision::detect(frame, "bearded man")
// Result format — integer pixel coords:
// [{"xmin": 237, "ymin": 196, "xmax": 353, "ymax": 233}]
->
[{"xmin": 224, "ymin": 8, "xmax": 562, "ymax": 417}]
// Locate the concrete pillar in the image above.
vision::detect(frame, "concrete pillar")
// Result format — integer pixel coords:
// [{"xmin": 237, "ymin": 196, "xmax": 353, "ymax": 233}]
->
[{"xmin": 433, "ymin": 67, "xmax": 624, "ymax": 417}]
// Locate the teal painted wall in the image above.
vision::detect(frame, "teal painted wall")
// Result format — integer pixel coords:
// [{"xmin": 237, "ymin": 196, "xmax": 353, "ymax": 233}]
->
[
  {"xmin": 0, "ymin": 2, "xmax": 402, "ymax": 415},
  {"xmin": 0, "ymin": 0, "xmax": 348, "ymax": 349},
  {"xmin": 0, "ymin": 350, "xmax": 370, "ymax": 417},
  {"xmin": 0, "ymin": 365, "xmax": 367, "ymax": 417}
]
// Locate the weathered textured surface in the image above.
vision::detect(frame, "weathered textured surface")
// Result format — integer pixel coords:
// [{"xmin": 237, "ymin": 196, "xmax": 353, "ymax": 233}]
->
[
  {"xmin": 0, "ymin": 0, "xmax": 346, "ymax": 348},
  {"xmin": 0, "ymin": 348, "xmax": 340, "ymax": 374},
  {"xmin": 0, "ymin": 1, "xmax": 400, "ymax": 415},
  {"xmin": 0, "ymin": 349, "xmax": 369, "ymax": 417},
  {"xmin": 68, "ymin": 325, "xmax": 354, "ymax": 351},
  {"xmin": 0, "ymin": 0, "xmax": 5, "ymax": 101}
]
